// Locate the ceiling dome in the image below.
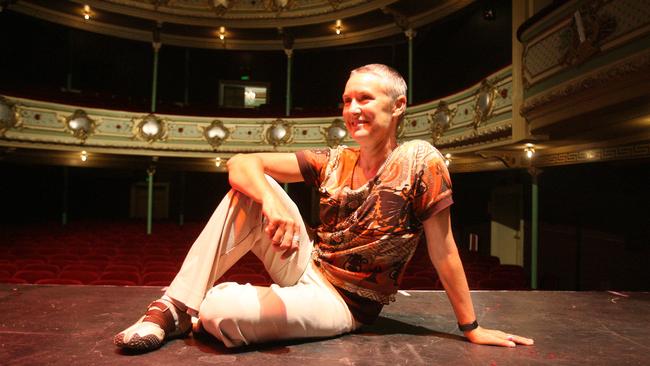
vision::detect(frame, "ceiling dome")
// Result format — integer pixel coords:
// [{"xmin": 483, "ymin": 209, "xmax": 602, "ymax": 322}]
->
[{"xmin": 11, "ymin": 0, "xmax": 472, "ymax": 50}]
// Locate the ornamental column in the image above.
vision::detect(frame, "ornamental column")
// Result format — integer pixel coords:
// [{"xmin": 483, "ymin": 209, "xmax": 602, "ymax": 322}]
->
[
  {"xmin": 405, "ymin": 28, "xmax": 416, "ymax": 103},
  {"xmin": 285, "ymin": 49, "xmax": 293, "ymax": 116},
  {"xmin": 151, "ymin": 23, "xmax": 162, "ymax": 113},
  {"xmin": 528, "ymin": 167, "xmax": 542, "ymax": 289},
  {"xmin": 146, "ymin": 165, "xmax": 156, "ymax": 235},
  {"xmin": 283, "ymin": 31, "xmax": 295, "ymax": 117}
]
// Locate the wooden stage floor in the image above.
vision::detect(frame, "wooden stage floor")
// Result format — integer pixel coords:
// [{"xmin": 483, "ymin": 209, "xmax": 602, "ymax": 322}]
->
[{"xmin": 0, "ymin": 284, "xmax": 648, "ymax": 365}]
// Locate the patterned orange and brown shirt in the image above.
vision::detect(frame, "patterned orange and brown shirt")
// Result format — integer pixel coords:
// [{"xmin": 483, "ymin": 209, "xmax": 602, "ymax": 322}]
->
[{"xmin": 296, "ymin": 140, "xmax": 453, "ymax": 313}]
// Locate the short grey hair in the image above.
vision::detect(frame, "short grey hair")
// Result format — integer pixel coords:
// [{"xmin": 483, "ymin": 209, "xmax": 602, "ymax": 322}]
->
[{"xmin": 350, "ymin": 64, "xmax": 407, "ymax": 101}]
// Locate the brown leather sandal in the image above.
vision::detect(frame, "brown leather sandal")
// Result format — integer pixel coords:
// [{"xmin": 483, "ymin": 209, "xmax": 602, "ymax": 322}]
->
[{"xmin": 114, "ymin": 299, "xmax": 191, "ymax": 352}]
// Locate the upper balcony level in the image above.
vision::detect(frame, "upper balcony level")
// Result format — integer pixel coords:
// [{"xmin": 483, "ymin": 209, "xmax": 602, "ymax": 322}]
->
[{"xmin": 1, "ymin": 0, "xmax": 648, "ymax": 172}]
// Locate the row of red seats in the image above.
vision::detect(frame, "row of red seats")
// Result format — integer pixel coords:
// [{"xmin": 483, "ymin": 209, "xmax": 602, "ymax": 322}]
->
[
  {"xmin": 1, "ymin": 221, "xmax": 527, "ymax": 290},
  {"xmin": 1, "ymin": 269, "xmax": 273, "ymax": 287}
]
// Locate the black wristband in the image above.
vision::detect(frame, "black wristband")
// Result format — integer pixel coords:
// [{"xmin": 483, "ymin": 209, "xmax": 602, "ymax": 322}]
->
[{"xmin": 458, "ymin": 320, "xmax": 479, "ymax": 332}]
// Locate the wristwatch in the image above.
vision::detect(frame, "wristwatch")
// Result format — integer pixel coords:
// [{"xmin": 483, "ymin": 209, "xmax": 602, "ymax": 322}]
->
[{"xmin": 458, "ymin": 320, "xmax": 479, "ymax": 332}]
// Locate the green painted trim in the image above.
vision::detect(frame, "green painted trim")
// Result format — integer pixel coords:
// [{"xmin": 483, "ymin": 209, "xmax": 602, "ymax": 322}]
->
[
  {"xmin": 408, "ymin": 36, "xmax": 413, "ymax": 103},
  {"xmin": 147, "ymin": 170, "xmax": 154, "ymax": 235},
  {"xmin": 151, "ymin": 49, "xmax": 159, "ymax": 113},
  {"xmin": 526, "ymin": 34, "xmax": 650, "ymax": 98},
  {"xmin": 531, "ymin": 176, "xmax": 539, "ymax": 289},
  {"xmin": 286, "ymin": 54, "xmax": 292, "ymax": 116}
]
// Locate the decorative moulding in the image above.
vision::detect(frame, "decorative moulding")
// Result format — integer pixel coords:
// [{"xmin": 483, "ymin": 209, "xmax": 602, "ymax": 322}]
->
[
  {"xmin": 321, "ymin": 119, "xmax": 347, "ymax": 147},
  {"xmin": 61, "ymin": 109, "xmax": 97, "ymax": 142},
  {"xmin": 264, "ymin": 118, "xmax": 293, "ymax": 147},
  {"xmin": 132, "ymin": 113, "xmax": 168, "ymax": 143},
  {"xmin": 202, "ymin": 119, "xmax": 231, "ymax": 149},
  {"xmin": 472, "ymin": 79, "xmax": 499, "ymax": 130},
  {"xmin": 429, "ymin": 100, "xmax": 456, "ymax": 143},
  {"xmin": 0, "ymin": 96, "xmax": 21, "ymax": 136}
]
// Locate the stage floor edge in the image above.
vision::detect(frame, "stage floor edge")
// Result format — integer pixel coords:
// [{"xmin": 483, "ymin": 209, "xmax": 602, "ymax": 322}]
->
[{"xmin": 0, "ymin": 285, "xmax": 648, "ymax": 365}]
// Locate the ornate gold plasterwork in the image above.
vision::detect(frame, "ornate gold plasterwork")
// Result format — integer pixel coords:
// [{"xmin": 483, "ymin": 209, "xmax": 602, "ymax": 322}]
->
[
  {"xmin": 62, "ymin": 109, "xmax": 97, "ymax": 142},
  {"xmin": 534, "ymin": 143, "xmax": 650, "ymax": 167},
  {"xmin": 428, "ymin": 100, "xmax": 456, "ymax": 143},
  {"xmin": 320, "ymin": 118, "xmax": 347, "ymax": 147},
  {"xmin": 202, "ymin": 119, "xmax": 231, "ymax": 149},
  {"xmin": 561, "ymin": 0, "xmax": 617, "ymax": 67},
  {"xmin": 472, "ymin": 79, "xmax": 499, "ymax": 129},
  {"xmin": 263, "ymin": 0, "xmax": 297, "ymax": 13},
  {"xmin": 210, "ymin": 0, "xmax": 234, "ymax": 16},
  {"xmin": 521, "ymin": 51, "xmax": 650, "ymax": 117},
  {"xmin": 0, "ymin": 96, "xmax": 22, "ymax": 137},
  {"xmin": 132, "ymin": 113, "xmax": 168, "ymax": 143},
  {"xmin": 435, "ymin": 124, "xmax": 512, "ymax": 149},
  {"xmin": 264, "ymin": 118, "xmax": 293, "ymax": 147}
]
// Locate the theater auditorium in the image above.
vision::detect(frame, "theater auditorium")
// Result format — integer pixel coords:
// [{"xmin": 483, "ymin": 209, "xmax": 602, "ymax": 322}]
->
[{"xmin": 0, "ymin": 1, "xmax": 648, "ymax": 365}]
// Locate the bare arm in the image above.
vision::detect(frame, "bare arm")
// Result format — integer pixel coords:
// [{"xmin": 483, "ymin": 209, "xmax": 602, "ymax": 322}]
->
[
  {"xmin": 227, "ymin": 153, "xmax": 304, "ymax": 257},
  {"xmin": 227, "ymin": 153, "xmax": 303, "ymax": 202},
  {"xmin": 423, "ymin": 207, "xmax": 534, "ymax": 347}
]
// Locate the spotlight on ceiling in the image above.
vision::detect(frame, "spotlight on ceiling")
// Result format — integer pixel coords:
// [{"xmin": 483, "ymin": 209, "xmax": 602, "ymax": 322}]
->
[
  {"xmin": 83, "ymin": 5, "xmax": 92, "ymax": 20},
  {"xmin": 524, "ymin": 143, "xmax": 535, "ymax": 159},
  {"xmin": 483, "ymin": 7, "xmax": 496, "ymax": 21},
  {"xmin": 335, "ymin": 19, "xmax": 342, "ymax": 35}
]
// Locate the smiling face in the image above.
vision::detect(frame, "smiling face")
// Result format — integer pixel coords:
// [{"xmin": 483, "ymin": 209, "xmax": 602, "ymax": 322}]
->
[{"xmin": 342, "ymin": 72, "xmax": 406, "ymax": 148}]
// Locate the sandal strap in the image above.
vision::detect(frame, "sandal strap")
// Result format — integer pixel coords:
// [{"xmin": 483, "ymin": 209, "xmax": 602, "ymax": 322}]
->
[{"xmin": 143, "ymin": 300, "xmax": 176, "ymax": 335}]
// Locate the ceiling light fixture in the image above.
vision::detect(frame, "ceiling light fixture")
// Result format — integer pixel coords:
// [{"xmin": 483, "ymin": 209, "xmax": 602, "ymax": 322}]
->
[
  {"xmin": 218, "ymin": 26, "xmax": 226, "ymax": 41},
  {"xmin": 214, "ymin": 157, "xmax": 222, "ymax": 167},
  {"xmin": 444, "ymin": 153, "xmax": 452, "ymax": 166},
  {"xmin": 80, "ymin": 150, "xmax": 88, "ymax": 162},
  {"xmin": 83, "ymin": 5, "xmax": 91, "ymax": 20},
  {"xmin": 335, "ymin": 19, "xmax": 342, "ymax": 35},
  {"xmin": 524, "ymin": 143, "xmax": 535, "ymax": 159}
]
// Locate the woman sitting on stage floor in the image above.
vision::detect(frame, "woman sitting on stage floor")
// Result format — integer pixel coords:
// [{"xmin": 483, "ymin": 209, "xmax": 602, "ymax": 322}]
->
[{"xmin": 114, "ymin": 63, "xmax": 534, "ymax": 352}]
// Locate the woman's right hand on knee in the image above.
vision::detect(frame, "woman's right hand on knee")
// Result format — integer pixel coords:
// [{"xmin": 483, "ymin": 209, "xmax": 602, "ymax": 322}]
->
[{"xmin": 262, "ymin": 192, "xmax": 301, "ymax": 259}]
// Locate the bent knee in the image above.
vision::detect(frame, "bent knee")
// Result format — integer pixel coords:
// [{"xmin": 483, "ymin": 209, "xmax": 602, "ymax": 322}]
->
[{"xmin": 198, "ymin": 283, "xmax": 260, "ymax": 347}]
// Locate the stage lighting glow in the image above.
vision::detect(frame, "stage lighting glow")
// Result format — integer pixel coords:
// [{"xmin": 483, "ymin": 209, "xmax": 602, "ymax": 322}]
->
[{"xmin": 524, "ymin": 143, "xmax": 535, "ymax": 159}]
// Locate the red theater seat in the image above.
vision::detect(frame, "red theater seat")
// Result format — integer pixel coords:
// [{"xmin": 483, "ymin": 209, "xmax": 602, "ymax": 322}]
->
[
  {"xmin": 63, "ymin": 264, "xmax": 101, "ymax": 272},
  {"xmin": 2, "ymin": 278, "xmax": 28, "ymax": 284},
  {"xmin": 104, "ymin": 264, "xmax": 140, "ymax": 273},
  {"xmin": 58, "ymin": 270, "xmax": 100, "ymax": 284},
  {"xmin": 35, "ymin": 278, "xmax": 84, "ymax": 285},
  {"xmin": 142, "ymin": 265, "xmax": 178, "ymax": 274},
  {"xmin": 12, "ymin": 270, "xmax": 56, "ymax": 283},
  {"xmin": 15, "ymin": 258, "xmax": 47, "ymax": 267},
  {"xmin": 142, "ymin": 272, "xmax": 176, "ymax": 286},
  {"xmin": 91, "ymin": 279, "xmax": 137, "ymax": 286},
  {"xmin": 99, "ymin": 271, "xmax": 141, "ymax": 285},
  {"xmin": 0, "ymin": 264, "xmax": 18, "ymax": 276},
  {"xmin": 22, "ymin": 263, "xmax": 60, "ymax": 273}
]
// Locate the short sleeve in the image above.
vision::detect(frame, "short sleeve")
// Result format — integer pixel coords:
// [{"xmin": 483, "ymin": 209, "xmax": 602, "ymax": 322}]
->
[
  {"xmin": 410, "ymin": 142, "xmax": 453, "ymax": 222},
  {"xmin": 295, "ymin": 149, "xmax": 331, "ymax": 187}
]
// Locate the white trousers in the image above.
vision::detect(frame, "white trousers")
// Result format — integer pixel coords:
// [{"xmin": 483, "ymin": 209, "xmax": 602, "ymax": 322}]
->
[{"xmin": 165, "ymin": 176, "xmax": 360, "ymax": 348}]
